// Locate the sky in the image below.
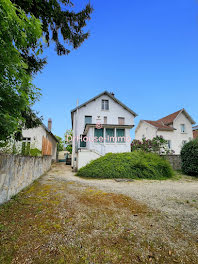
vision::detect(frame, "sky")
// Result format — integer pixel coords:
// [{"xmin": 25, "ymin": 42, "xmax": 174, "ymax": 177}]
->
[{"xmin": 33, "ymin": 0, "xmax": 198, "ymax": 139}]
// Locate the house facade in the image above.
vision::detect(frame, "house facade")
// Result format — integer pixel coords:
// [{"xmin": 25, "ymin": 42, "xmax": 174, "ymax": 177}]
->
[
  {"xmin": 71, "ymin": 91, "xmax": 137, "ymax": 170},
  {"xmin": 135, "ymin": 109, "xmax": 195, "ymax": 154},
  {"xmin": 22, "ymin": 119, "xmax": 58, "ymax": 161}
]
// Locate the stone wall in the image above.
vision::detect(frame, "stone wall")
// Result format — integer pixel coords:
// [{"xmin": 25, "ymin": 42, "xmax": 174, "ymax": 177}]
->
[
  {"xmin": 0, "ymin": 154, "xmax": 52, "ymax": 204},
  {"xmin": 161, "ymin": 155, "xmax": 182, "ymax": 170}
]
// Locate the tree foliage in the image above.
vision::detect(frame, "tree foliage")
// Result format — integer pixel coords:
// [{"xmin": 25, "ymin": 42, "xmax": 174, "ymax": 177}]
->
[
  {"xmin": 65, "ymin": 129, "xmax": 72, "ymax": 153},
  {"xmin": 0, "ymin": 0, "xmax": 42, "ymax": 141},
  {"xmin": 181, "ymin": 139, "xmax": 198, "ymax": 176},
  {"xmin": 55, "ymin": 135, "xmax": 64, "ymax": 152},
  {"xmin": 131, "ymin": 136, "xmax": 174, "ymax": 155},
  {"xmin": 11, "ymin": 0, "xmax": 93, "ymax": 74}
]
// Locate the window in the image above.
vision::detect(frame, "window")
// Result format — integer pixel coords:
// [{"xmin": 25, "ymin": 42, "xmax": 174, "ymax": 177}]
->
[
  {"xmin": 101, "ymin": 100, "xmax": 109, "ymax": 110},
  {"xmin": 142, "ymin": 135, "xmax": 145, "ymax": 139},
  {"xmin": 22, "ymin": 138, "xmax": 31, "ymax": 154},
  {"xmin": 80, "ymin": 135, "xmax": 86, "ymax": 148},
  {"xmin": 118, "ymin": 117, "xmax": 125, "ymax": 125},
  {"xmin": 116, "ymin": 129, "xmax": 125, "ymax": 143},
  {"xmin": 106, "ymin": 128, "xmax": 115, "ymax": 143},
  {"xmin": 167, "ymin": 140, "xmax": 171, "ymax": 149},
  {"xmin": 180, "ymin": 124, "xmax": 185, "ymax": 133},
  {"xmin": 94, "ymin": 128, "xmax": 104, "ymax": 143},
  {"xmin": 22, "ymin": 137, "xmax": 31, "ymax": 143},
  {"xmin": 85, "ymin": 116, "xmax": 92, "ymax": 125},
  {"xmin": 104, "ymin": 116, "xmax": 107, "ymax": 124}
]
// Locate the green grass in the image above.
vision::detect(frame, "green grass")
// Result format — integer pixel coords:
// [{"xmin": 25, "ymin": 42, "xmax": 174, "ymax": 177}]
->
[{"xmin": 77, "ymin": 151, "xmax": 174, "ymax": 180}]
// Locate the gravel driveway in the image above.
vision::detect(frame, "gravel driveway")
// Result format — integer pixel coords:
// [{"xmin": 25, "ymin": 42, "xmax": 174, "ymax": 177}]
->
[{"xmin": 47, "ymin": 163, "xmax": 198, "ymax": 235}]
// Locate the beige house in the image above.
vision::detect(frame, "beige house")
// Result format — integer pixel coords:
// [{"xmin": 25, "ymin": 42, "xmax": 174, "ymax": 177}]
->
[{"xmin": 135, "ymin": 109, "xmax": 195, "ymax": 154}]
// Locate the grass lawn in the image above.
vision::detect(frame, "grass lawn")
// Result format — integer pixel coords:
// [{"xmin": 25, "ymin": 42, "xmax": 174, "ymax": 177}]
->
[{"xmin": 0, "ymin": 171, "xmax": 198, "ymax": 263}]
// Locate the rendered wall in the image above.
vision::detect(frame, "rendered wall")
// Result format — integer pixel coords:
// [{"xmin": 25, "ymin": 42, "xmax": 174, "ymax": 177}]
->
[{"xmin": 0, "ymin": 154, "xmax": 52, "ymax": 204}]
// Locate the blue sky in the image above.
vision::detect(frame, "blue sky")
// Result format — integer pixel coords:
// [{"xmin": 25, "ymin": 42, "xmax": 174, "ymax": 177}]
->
[{"xmin": 33, "ymin": 0, "xmax": 198, "ymax": 138}]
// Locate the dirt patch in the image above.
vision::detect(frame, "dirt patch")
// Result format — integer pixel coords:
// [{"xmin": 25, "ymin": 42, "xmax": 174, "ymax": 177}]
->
[{"xmin": 0, "ymin": 164, "xmax": 198, "ymax": 263}]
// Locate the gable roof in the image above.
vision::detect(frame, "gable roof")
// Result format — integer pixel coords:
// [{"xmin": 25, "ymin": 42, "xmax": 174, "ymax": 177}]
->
[
  {"xmin": 71, "ymin": 91, "xmax": 138, "ymax": 117},
  {"xmin": 143, "ymin": 120, "xmax": 175, "ymax": 131},
  {"xmin": 157, "ymin": 109, "xmax": 195, "ymax": 125}
]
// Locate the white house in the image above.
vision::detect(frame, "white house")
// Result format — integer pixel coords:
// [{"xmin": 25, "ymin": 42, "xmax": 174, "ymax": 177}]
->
[
  {"xmin": 135, "ymin": 109, "xmax": 195, "ymax": 154},
  {"xmin": 71, "ymin": 91, "xmax": 137, "ymax": 170},
  {"xmin": 22, "ymin": 119, "xmax": 58, "ymax": 161}
]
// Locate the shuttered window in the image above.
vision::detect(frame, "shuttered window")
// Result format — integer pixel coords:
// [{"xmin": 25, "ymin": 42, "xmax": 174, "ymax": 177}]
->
[
  {"xmin": 118, "ymin": 117, "xmax": 125, "ymax": 125},
  {"xmin": 94, "ymin": 128, "xmax": 104, "ymax": 143},
  {"xmin": 106, "ymin": 128, "xmax": 115, "ymax": 143},
  {"xmin": 116, "ymin": 129, "xmax": 125, "ymax": 143}
]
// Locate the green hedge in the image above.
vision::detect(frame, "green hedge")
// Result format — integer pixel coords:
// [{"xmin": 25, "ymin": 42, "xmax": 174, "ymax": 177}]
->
[
  {"xmin": 77, "ymin": 151, "xmax": 173, "ymax": 180},
  {"xmin": 181, "ymin": 139, "xmax": 198, "ymax": 176}
]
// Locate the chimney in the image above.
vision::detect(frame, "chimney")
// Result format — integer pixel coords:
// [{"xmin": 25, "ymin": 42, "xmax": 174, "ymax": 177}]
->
[
  {"xmin": 48, "ymin": 118, "xmax": 52, "ymax": 131},
  {"xmin": 110, "ymin": 92, "xmax": 115, "ymax": 97}
]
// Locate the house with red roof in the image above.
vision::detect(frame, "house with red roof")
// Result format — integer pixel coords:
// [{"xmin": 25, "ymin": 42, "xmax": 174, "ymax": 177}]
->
[{"xmin": 135, "ymin": 109, "xmax": 195, "ymax": 154}]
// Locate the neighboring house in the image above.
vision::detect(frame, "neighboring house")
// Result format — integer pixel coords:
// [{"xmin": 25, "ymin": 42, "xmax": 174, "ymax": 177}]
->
[
  {"xmin": 135, "ymin": 109, "xmax": 195, "ymax": 154},
  {"xmin": 22, "ymin": 119, "xmax": 58, "ymax": 161},
  {"xmin": 71, "ymin": 91, "xmax": 137, "ymax": 170},
  {"xmin": 193, "ymin": 125, "xmax": 198, "ymax": 139}
]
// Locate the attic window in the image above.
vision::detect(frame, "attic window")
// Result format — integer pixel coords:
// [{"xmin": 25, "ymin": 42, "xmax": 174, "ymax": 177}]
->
[{"xmin": 102, "ymin": 100, "xmax": 109, "ymax": 110}]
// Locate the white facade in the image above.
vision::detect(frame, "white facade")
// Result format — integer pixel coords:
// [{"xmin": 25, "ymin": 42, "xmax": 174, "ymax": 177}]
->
[
  {"xmin": 135, "ymin": 111, "xmax": 194, "ymax": 154},
  {"xmin": 71, "ymin": 92, "xmax": 137, "ymax": 170},
  {"xmin": 22, "ymin": 125, "xmax": 58, "ymax": 161}
]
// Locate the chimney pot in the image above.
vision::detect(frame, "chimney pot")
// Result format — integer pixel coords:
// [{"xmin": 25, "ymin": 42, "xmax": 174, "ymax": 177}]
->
[{"xmin": 48, "ymin": 118, "xmax": 52, "ymax": 131}]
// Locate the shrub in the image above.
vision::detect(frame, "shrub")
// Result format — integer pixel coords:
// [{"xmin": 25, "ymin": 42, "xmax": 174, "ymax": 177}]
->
[
  {"xmin": 131, "ymin": 136, "xmax": 174, "ymax": 154},
  {"xmin": 30, "ymin": 148, "xmax": 42, "ymax": 157},
  {"xmin": 181, "ymin": 139, "xmax": 198, "ymax": 176},
  {"xmin": 77, "ymin": 151, "xmax": 173, "ymax": 180}
]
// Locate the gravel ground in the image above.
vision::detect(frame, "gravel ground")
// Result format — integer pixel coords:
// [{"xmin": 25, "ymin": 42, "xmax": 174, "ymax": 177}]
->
[{"xmin": 46, "ymin": 163, "xmax": 198, "ymax": 235}]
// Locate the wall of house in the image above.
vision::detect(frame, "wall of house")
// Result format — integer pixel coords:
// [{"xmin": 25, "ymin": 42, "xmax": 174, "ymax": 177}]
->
[
  {"xmin": 135, "ymin": 122, "xmax": 157, "ymax": 140},
  {"xmin": 0, "ymin": 154, "xmax": 52, "ymax": 204}
]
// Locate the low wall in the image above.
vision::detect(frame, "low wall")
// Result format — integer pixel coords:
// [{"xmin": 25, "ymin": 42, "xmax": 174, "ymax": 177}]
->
[
  {"xmin": 77, "ymin": 150, "xmax": 101, "ymax": 170},
  {"xmin": 161, "ymin": 155, "xmax": 182, "ymax": 170},
  {"xmin": 0, "ymin": 154, "xmax": 52, "ymax": 204}
]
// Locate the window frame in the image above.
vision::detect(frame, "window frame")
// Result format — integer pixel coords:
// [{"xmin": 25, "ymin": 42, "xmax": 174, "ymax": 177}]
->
[
  {"xmin": 118, "ymin": 117, "xmax": 125, "ymax": 125},
  {"xmin": 106, "ymin": 128, "xmax": 115, "ymax": 143},
  {"xmin": 180, "ymin": 124, "xmax": 186, "ymax": 133},
  {"xmin": 101, "ymin": 99, "xmax": 109, "ymax": 110},
  {"xmin": 85, "ymin": 116, "xmax": 92, "ymax": 125},
  {"xmin": 116, "ymin": 128, "xmax": 125, "ymax": 144}
]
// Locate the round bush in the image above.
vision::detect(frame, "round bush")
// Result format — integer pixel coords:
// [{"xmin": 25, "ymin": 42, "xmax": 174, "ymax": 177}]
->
[
  {"xmin": 77, "ymin": 151, "xmax": 173, "ymax": 180},
  {"xmin": 181, "ymin": 139, "xmax": 198, "ymax": 176}
]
